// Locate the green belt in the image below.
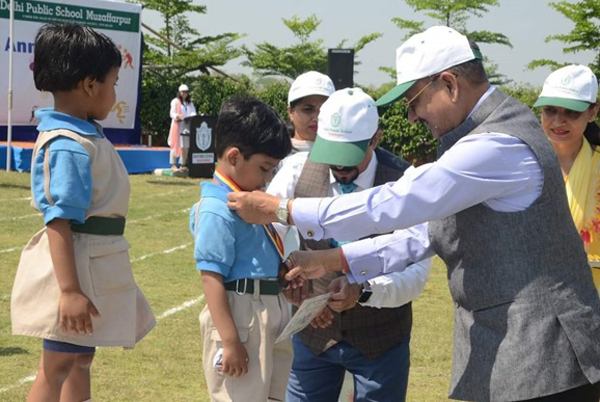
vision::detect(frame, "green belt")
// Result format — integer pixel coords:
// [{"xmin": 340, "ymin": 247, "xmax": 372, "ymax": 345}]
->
[
  {"xmin": 224, "ymin": 279, "xmax": 280, "ymax": 295},
  {"xmin": 71, "ymin": 216, "xmax": 126, "ymax": 236}
]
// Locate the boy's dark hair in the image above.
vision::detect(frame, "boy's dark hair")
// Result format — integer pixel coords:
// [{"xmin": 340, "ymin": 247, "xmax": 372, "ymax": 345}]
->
[
  {"xmin": 34, "ymin": 23, "xmax": 122, "ymax": 92},
  {"xmin": 215, "ymin": 97, "xmax": 292, "ymax": 160}
]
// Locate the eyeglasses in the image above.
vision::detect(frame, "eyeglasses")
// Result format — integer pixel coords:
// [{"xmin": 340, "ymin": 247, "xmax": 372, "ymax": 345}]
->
[{"xmin": 404, "ymin": 75, "xmax": 440, "ymax": 113}]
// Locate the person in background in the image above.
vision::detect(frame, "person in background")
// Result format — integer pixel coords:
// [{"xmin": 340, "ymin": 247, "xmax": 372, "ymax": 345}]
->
[
  {"xmin": 268, "ymin": 88, "xmax": 430, "ymax": 402},
  {"xmin": 286, "ymin": 71, "xmax": 335, "ymax": 155},
  {"xmin": 11, "ymin": 23, "xmax": 155, "ymax": 402},
  {"xmin": 278, "ymin": 72, "xmax": 335, "ymax": 257},
  {"xmin": 534, "ymin": 64, "xmax": 600, "ymax": 291},
  {"xmin": 168, "ymin": 84, "xmax": 197, "ymax": 171}
]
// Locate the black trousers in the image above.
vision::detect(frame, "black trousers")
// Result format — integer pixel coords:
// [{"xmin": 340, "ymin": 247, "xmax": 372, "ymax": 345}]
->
[{"xmin": 522, "ymin": 382, "xmax": 600, "ymax": 402}]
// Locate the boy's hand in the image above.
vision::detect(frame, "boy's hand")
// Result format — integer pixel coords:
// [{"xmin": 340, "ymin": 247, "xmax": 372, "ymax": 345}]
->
[
  {"xmin": 59, "ymin": 290, "xmax": 101, "ymax": 335},
  {"xmin": 222, "ymin": 340, "xmax": 249, "ymax": 378}
]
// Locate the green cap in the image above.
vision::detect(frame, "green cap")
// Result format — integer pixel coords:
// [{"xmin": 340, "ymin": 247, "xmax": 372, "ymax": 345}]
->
[
  {"xmin": 374, "ymin": 80, "xmax": 417, "ymax": 107},
  {"xmin": 533, "ymin": 97, "xmax": 591, "ymax": 113},
  {"xmin": 309, "ymin": 137, "xmax": 371, "ymax": 167}
]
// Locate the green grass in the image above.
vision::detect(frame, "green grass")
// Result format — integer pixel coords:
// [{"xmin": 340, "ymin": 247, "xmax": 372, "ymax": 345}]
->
[{"xmin": 0, "ymin": 171, "xmax": 453, "ymax": 401}]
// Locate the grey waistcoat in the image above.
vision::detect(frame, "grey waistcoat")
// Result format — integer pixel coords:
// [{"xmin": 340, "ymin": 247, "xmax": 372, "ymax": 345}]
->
[{"xmin": 429, "ymin": 89, "xmax": 600, "ymax": 401}]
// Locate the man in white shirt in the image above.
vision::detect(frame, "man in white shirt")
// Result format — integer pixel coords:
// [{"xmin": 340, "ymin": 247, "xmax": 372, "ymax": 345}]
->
[
  {"xmin": 269, "ymin": 88, "xmax": 429, "ymax": 402},
  {"xmin": 228, "ymin": 27, "xmax": 600, "ymax": 401}
]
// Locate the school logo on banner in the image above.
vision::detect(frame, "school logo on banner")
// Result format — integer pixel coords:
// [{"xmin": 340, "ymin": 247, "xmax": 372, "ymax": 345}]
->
[
  {"xmin": 111, "ymin": 101, "xmax": 130, "ymax": 124},
  {"xmin": 196, "ymin": 121, "xmax": 212, "ymax": 151}
]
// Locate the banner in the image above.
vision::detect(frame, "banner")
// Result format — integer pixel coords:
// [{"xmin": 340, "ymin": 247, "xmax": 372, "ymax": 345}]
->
[{"xmin": 0, "ymin": 0, "xmax": 142, "ymax": 137}]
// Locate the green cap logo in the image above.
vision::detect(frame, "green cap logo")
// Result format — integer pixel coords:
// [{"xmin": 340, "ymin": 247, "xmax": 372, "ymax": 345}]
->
[
  {"xmin": 561, "ymin": 75, "xmax": 573, "ymax": 86},
  {"xmin": 331, "ymin": 113, "xmax": 341, "ymax": 128}
]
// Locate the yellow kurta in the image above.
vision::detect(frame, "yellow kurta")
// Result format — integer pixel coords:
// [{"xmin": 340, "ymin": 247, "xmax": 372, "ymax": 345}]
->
[{"xmin": 564, "ymin": 137, "xmax": 600, "ymax": 291}]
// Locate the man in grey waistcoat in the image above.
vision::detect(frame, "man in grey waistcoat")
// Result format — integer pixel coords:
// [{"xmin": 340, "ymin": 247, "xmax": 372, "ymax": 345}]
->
[
  {"xmin": 227, "ymin": 26, "xmax": 600, "ymax": 401},
  {"xmin": 267, "ymin": 88, "xmax": 430, "ymax": 402}
]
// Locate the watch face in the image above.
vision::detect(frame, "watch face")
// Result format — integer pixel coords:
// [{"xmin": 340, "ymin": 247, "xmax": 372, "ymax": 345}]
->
[{"xmin": 276, "ymin": 206, "xmax": 288, "ymax": 223}]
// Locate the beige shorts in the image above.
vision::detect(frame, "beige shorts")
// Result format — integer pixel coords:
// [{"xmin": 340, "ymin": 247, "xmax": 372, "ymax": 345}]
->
[{"xmin": 200, "ymin": 291, "xmax": 293, "ymax": 402}]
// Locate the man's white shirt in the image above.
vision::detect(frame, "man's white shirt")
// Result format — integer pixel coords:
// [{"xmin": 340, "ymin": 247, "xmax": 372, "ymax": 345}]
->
[{"xmin": 267, "ymin": 151, "xmax": 432, "ymax": 308}]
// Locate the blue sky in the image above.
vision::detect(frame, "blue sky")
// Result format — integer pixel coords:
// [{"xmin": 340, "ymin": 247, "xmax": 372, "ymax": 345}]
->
[{"xmin": 139, "ymin": 0, "xmax": 596, "ymax": 88}]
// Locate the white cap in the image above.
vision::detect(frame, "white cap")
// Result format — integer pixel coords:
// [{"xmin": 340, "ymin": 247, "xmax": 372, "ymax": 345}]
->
[
  {"xmin": 375, "ymin": 26, "xmax": 482, "ymax": 106},
  {"xmin": 288, "ymin": 71, "xmax": 335, "ymax": 105},
  {"xmin": 178, "ymin": 84, "xmax": 190, "ymax": 92},
  {"xmin": 534, "ymin": 65, "xmax": 598, "ymax": 112},
  {"xmin": 309, "ymin": 88, "xmax": 378, "ymax": 166}
]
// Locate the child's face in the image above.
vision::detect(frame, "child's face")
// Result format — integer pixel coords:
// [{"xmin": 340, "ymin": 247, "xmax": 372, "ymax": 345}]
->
[
  {"xmin": 89, "ymin": 66, "xmax": 119, "ymax": 121},
  {"xmin": 232, "ymin": 153, "xmax": 280, "ymax": 191}
]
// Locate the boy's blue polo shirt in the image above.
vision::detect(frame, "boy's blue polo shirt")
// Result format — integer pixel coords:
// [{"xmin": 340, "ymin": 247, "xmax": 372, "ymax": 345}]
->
[
  {"xmin": 190, "ymin": 181, "xmax": 281, "ymax": 283},
  {"xmin": 31, "ymin": 108, "xmax": 103, "ymax": 225}
]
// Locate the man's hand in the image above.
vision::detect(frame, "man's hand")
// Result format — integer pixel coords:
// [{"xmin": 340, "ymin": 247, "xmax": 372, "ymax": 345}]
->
[
  {"xmin": 227, "ymin": 191, "xmax": 281, "ymax": 225},
  {"xmin": 59, "ymin": 290, "xmax": 101, "ymax": 335},
  {"xmin": 282, "ymin": 283, "xmax": 310, "ymax": 306},
  {"xmin": 284, "ymin": 249, "xmax": 344, "ymax": 282},
  {"xmin": 310, "ymin": 306, "xmax": 334, "ymax": 329},
  {"xmin": 284, "ymin": 250, "xmax": 330, "ymax": 282},
  {"xmin": 327, "ymin": 276, "xmax": 362, "ymax": 313}
]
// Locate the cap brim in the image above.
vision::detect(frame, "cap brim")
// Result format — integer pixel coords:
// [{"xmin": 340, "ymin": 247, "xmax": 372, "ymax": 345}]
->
[
  {"xmin": 309, "ymin": 137, "xmax": 371, "ymax": 167},
  {"xmin": 533, "ymin": 97, "xmax": 591, "ymax": 112},
  {"xmin": 374, "ymin": 80, "xmax": 417, "ymax": 107}
]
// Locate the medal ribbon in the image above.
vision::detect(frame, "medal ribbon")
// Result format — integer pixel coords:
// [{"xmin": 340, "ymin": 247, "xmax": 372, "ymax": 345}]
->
[{"xmin": 213, "ymin": 168, "xmax": 285, "ymax": 260}]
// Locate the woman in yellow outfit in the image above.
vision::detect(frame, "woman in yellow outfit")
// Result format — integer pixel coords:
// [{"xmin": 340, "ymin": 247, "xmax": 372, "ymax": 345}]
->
[{"xmin": 535, "ymin": 65, "xmax": 600, "ymax": 290}]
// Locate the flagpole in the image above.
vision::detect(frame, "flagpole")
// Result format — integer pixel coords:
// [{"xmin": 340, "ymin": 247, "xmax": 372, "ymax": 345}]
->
[{"xmin": 6, "ymin": 0, "xmax": 14, "ymax": 172}]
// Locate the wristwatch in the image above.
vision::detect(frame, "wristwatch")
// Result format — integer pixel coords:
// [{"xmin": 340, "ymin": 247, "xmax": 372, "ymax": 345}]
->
[
  {"xmin": 275, "ymin": 198, "xmax": 290, "ymax": 225},
  {"xmin": 358, "ymin": 282, "xmax": 373, "ymax": 304}
]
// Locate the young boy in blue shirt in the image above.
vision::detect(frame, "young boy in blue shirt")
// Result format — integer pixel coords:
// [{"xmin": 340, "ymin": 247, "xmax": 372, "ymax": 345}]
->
[{"xmin": 190, "ymin": 97, "xmax": 293, "ymax": 401}]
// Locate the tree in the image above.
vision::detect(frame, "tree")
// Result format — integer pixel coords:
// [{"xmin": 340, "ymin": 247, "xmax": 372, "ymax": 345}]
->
[
  {"xmin": 388, "ymin": 0, "xmax": 513, "ymax": 85},
  {"xmin": 135, "ymin": 0, "xmax": 242, "ymax": 77},
  {"xmin": 527, "ymin": 0, "xmax": 600, "ymax": 76},
  {"xmin": 242, "ymin": 14, "xmax": 382, "ymax": 80}
]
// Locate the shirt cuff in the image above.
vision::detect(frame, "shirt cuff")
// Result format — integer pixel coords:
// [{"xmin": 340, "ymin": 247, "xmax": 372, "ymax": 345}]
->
[
  {"xmin": 44, "ymin": 205, "xmax": 86, "ymax": 225},
  {"xmin": 341, "ymin": 239, "xmax": 383, "ymax": 284},
  {"xmin": 292, "ymin": 197, "xmax": 325, "ymax": 241},
  {"xmin": 196, "ymin": 260, "xmax": 231, "ymax": 277}
]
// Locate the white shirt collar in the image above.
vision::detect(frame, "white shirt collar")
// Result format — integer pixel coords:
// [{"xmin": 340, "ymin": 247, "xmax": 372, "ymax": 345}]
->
[
  {"xmin": 466, "ymin": 85, "xmax": 496, "ymax": 120},
  {"xmin": 292, "ymin": 138, "xmax": 314, "ymax": 153},
  {"xmin": 329, "ymin": 150, "xmax": 378, "ymax": 191}
]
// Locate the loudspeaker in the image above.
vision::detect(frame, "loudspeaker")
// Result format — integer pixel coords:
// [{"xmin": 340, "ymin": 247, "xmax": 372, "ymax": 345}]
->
[{"xmin": 328, "ymin": 49, "xmax": 354, "ymax": 90}]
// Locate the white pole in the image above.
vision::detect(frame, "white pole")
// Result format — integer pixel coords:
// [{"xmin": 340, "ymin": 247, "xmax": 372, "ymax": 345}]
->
[{"xmin": 6, "ymin": 0, "xmax": 14, "ymax": 172}]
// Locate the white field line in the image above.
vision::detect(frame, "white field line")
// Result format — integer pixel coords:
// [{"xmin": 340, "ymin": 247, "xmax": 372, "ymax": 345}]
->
[
  {"xmin": 157, "ymin": 295, "xmax": 204, "ymax": 320},
  {"xmin": 0, "ymin": 213, "xmax": 42, "ymax": 222},
  {"xmin": 0, "ymin": 375, "xmax": 37, "ymax": 394},
  {"xmin": 0, "ymin": 196, "xmax": 31, "ymax": 202},
  {"xmin": 0, "ymin": 295, "xmax": 205, "ymax": 394},
  {"xmin": 131, "ymin": 188, "xmax": 198, "ymax": 200},
  {"xmin": 128, "ymin": 208, "xmax": 189, "ymax": 224},
  {"xmin": 130, "ymin": 242, "xmax": 192, "ymax": 263},
  {"xmin": 0, "ymin": 246, "xmax": 22, "ymax": 254}
]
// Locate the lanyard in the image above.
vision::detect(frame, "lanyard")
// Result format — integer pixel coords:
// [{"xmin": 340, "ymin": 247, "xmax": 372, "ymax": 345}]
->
[{"xmin": 213, "ymin": 168, "xmax": 285, "ymax": 260}]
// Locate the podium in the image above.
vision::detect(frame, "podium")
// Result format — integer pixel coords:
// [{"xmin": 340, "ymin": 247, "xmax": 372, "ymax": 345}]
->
[{"xmin": 185, "ymin": 115, "xmax": 218, "ymax": 178}]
